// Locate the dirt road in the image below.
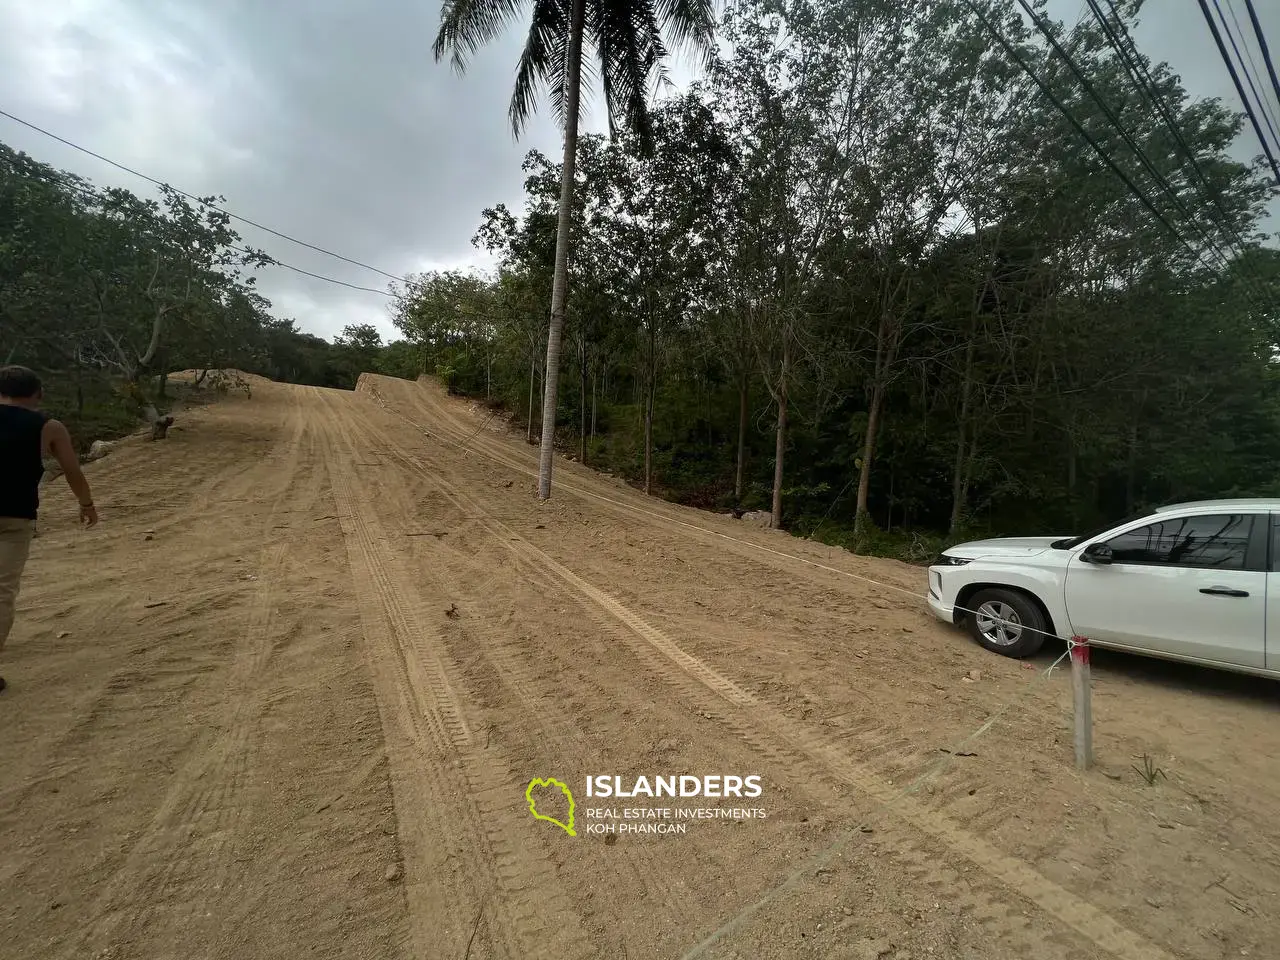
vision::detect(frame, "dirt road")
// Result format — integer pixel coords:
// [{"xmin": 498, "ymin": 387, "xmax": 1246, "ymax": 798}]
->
[{"xmin": 3, "ymin": 374, "xmax": 1279, "ymax": 960}]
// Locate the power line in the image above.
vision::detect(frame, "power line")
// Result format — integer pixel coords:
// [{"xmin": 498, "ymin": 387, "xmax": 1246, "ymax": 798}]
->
[
  {"xmin": 0, "ymin": 150, "xmax": 398, "ymax": 298},
  {"xmin": 1220, "ymin": 0, "xmax": 1280, "ymax": 154},
  {"xmin": 1198, "ymin": 0, "xmax": 1280, "ymax": 184},
  {"xmin": 0, "ymin": 106, "xmax": 416, "ymax": 287},
  {"xmin": 1226, "ymin": 0, "xmax": 1280, "ymax": 138},
  {"xmin": 1242, "ymin": 0, "xmax": 1280, "ymax": 138},
  {"xmin": 1090, "ymin": 0, "xmax": 1275, "ymax": 305},
  {"xmin": 1017, "ymin": 0, "xmax": 1235, "ymax": 278},
  {"xmin": 961, "ymin": 0, "xmax": 1220, "ymax": 268},
  {"xmin": 228, "ymin": 244, "xmax": 395, "ymax": 296}
]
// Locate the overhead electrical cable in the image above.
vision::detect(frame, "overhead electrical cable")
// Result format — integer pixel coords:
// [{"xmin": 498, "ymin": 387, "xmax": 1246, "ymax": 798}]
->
[
  {"xmin": 1198, "ymin": 0, "xmax": 1280, "ymax": 183},
  {"xmin": 960, "ymin": 0, "xmax": 1238, "ymax": 279},
  {"xmin": 0, "ymin": 106, "xmax": 417, "ymax": 288},
  {"xmin": 1017, "ymin": 0, "xmax": 1236, "ymax": 278},
  {"xmin": 1225, "ymin": 0, "xmax": 1280, "ymax": 140},
  {"xmin": 1242, "ymin": 0, "xmax": 1280, "ymax": 143},
  {"xmin": 1089, "ymin": 0, "xmax": 1275, "ymax": 306}
]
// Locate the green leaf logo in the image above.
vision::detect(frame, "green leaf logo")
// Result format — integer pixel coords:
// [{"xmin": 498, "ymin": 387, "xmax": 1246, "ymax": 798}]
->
[{"xmin": 526, "ymin": 777, "xmax": 576, "ymax": 837}]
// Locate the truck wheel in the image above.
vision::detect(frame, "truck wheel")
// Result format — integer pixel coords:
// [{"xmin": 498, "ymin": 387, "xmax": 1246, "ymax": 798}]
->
[{"xmin": 965, "ymin": 588, "xmax": 1047, "ymax": 659}]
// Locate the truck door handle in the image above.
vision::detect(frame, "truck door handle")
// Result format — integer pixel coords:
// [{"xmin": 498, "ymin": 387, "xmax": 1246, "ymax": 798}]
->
[{"xmin": 1200, "ymin": 586, "xmax": 1249, "ymax": 598}]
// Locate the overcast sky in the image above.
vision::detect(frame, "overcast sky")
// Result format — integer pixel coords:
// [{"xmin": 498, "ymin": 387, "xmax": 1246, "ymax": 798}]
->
[{"xmin": 1, "ymin": 0, "xmax": 1277, "ymax": 342}]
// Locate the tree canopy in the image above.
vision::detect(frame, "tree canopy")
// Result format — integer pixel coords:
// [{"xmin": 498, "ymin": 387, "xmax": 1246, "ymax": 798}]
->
[
  {"xmin": 0, "ymin": 143, "xmax": 422, "ymax": 447},
  {"xmin": 395, "ymin": 0, "xmax": 1280, "ymax": 557}
]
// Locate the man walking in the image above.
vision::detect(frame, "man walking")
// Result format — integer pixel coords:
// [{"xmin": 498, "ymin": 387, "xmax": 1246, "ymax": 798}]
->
[{"xmin": 0, "ymin": 365, "xmax": 97, "ymax": 692}]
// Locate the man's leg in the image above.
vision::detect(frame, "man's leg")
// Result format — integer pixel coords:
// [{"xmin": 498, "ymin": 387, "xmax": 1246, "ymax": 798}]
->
[{"xmin": 0, "ymin": 518, "xmax": 36, "ymax": 661}]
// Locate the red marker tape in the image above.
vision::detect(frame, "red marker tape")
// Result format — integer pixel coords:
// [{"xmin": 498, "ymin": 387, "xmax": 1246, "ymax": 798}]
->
[{"xmin": 1070, "ymin": 637, "xmax": 1091, "ymax": 665}]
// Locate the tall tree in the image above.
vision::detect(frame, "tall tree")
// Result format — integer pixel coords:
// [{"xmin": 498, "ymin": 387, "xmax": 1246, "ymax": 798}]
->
[{"xmin": 433, "ymin": 0, "xmax": 715, "ymax": 499}]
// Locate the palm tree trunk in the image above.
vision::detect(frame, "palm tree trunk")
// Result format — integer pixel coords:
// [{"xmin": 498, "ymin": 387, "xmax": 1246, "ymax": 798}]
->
[{"xmin": 535, "ymin": 0, "xmax": 586, "ymax": 500}]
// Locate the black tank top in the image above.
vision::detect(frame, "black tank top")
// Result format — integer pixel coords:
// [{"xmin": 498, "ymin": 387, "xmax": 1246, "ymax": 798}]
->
[{"xmin": 0, "ymin": 405, "xmax": 48, "ymax": 520}]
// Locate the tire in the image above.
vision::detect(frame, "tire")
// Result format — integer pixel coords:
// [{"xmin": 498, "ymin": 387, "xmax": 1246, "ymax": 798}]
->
[{"xmin": 965, "ymin": 588, "xmax": 1047, "ymax": 659}]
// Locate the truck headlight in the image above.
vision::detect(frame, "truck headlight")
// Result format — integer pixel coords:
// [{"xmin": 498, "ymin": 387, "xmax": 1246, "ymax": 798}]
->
[{"xmin": 934, "ymin": 555, "xmax": 972, "ymax": 566}]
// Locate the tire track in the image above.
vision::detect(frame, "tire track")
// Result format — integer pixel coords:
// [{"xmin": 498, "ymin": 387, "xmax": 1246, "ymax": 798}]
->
[
  {"xmin": 318, "ymin": 389, "xmax": 597, "ymax": 960},
  {"xmin": 348, "ymin": 388, "xmax": 1173, "ymax": 960},
  {"xmin": 363, "ymin": 376, "xmax": 927, "ymax": 613},
  {"xmin": 69, "ymin": 389, "xmax": 316, "ymax": 958},
  {"xmin": 347, "ymin": 432, "xmax": 709, "ymax": 939}
]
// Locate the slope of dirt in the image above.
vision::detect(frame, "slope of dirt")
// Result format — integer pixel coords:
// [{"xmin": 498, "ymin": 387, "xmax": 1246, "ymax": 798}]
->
[{"xmin": 2, "ymin": 372, "xmax": 1278, "ymax": 960}]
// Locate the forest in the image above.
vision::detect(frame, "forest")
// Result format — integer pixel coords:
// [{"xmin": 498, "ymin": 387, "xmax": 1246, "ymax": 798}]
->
[
  {"xmin": 0, "ymin": 142, "xmax": 416, "ymax": 446},
  {"xmin": 395, "ymin": 0, "xmax": 1280, "ymax": 558},
  {"xmin": 4, "ymin": 0, "xmax": 1280, "ymax": 560}
]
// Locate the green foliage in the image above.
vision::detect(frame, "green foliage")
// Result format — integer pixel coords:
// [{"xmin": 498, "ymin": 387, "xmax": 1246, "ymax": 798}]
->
[
  {"xmin": 1132, "ymin": 754, "xmax": 1168, "ymax": 786},
  {"xmin": 400, "ymin": 0, "xmax": 1280, "ymax": 561},
  {"xmin": 0, "ymin": 142, "xmax": 423, "ymax": 444}
]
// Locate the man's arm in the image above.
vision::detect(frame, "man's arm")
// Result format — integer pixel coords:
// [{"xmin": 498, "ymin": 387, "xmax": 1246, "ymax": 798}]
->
[{"xmin": 42, "ymin": 419, "xmax": 97, "ymax": 526}]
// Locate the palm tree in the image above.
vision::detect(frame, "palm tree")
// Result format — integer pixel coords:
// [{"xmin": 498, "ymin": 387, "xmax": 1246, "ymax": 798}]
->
[{"xmin": 434, "ymin": 0, "xmax": 714, "ymax": 499}]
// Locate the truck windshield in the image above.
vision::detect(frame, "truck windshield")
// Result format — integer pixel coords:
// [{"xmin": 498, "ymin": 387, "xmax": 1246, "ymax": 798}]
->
[{"xmin": 1050, "ymin": 510, "xmax": 1149, "ymax": 550}]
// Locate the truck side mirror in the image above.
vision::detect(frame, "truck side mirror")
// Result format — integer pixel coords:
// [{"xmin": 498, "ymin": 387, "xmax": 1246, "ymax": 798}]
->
[{"xmin": 1081, "ymin": 543, "xmax": 1113, "ymax": 565}]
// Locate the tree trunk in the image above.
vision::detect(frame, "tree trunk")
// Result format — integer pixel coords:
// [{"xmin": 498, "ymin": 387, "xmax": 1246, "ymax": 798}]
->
[
  {"xmin": 579, "ymin": 338, "xmax": 588, "ymax": 464},
  {"xmin": 960, "ymin": 433, "xmax": 978, "ymax": 518},
  {"xmin": 644, "ymin": 326, "xmax": 656, "ymax": 497},
  {"xmin": 886, "ymin": 467, "xmax": 894, "ymax": 534},
  {"xmin": 527, "ymin": 355, "xmax": 536, "ymax": 443},
  {"xmin": 591, "ymin": 367, "xmax": 597, "ymax": 443},
  {"xmin": 535, "ymin": 0, "xmax": 587, "ymax": 500},
  {"xmin": 948, "ymin": 332, "xmax": 977, "ymax": 538},
  {"xmin": 854, "ymin": 379, "xmax": 885, "ymax": 544},
  {"xmin": 770, "ymin": 335, "xmax": 790, "ymax": 529},
  {"xmin": 74, "ymin": 351, "xmax": 84, "ymax": 415},
  {"xmin": 855, "ymin": 307, "xmax": 894, "ymax": 544},
  {"xmin": 158, "ymin": 369, "xmax": 169, "ymax": 400},
  {"xmin": 486, "ymin": 348, "xmax": 492, "ymax": 401},
  {"xmin": 1125, "ymin": 420, "xmax": 1140, "ymax": 515},
  {"xmin": 735, "ymin": 370, "xmax": 748, "ymax": 501},
  {"xmin": 195, "ymin": 369, "xmax": 208, "ymax": 387}
]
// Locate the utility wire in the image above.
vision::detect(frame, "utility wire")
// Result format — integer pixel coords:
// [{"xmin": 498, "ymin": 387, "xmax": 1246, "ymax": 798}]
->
[
  {"xmin": 1017, "ymin": 0, "xmax": 1235, "ymax": 278},
  {"xmin": 1091, "ymin": 0, "xmax": 1275, "ymax": 306},
  {"xmin": 1220, "ymin": 0, "xmax": 1280, "ymax": 157},
  {"xmin": 0, "ymin": 151, "xmax": 551, "ymax": 341},
  {"xmin": 1227, "ymin": 0, "xmax": 1280, "ymax": 138},
  {"xmin": 0, "ymin": 150, "xmax": 399, "ymax": 298},
  {"xmin": 1198, "ymin": 0, "xmax": 1280, "ymax": 184},
  {"xmin": 961, "ymin": 0, "xmax": 1221, "ymax": 266},
  {"xmin": 1243, "ymin": 0, "xmax": 1280, "ymax": 140},
  {"xmin": 228, "ymin": 245, "xmax": 396, "ymax": 296},
  {"xmin": 0, "ymin": 106, "xmax": 415, "ymax": 287}
]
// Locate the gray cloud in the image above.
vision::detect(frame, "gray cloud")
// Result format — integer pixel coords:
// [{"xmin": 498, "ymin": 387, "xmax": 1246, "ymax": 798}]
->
[{"xmin": 0, "ymin": 0, "xmax": 1275, "ymax": 342}]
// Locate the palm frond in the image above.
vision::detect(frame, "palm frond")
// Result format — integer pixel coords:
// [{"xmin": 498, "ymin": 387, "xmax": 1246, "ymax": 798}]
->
[
  {"xmin": 510, "ymin": 0, "xmax": 570, "ymax": 135},
  {"xmin": 510, "ymin": 0, "xmax": 598, "ymax": 137},
  {"xmin": 654, "ymin": 0, "xmax": 716, "ymax": 68},
  {"xmin": 590, "ymin": 0, "xmax": 665, "ymax": 147},
  {"xmin": 435, "ymin": 0, "xmax": 530, "ymax": 72}
]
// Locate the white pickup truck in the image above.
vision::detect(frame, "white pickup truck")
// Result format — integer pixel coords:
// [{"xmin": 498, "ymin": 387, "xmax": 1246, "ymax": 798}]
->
[{"xmin": 927, "ymin": 498, "xmax": 1280, "ymax": 678}]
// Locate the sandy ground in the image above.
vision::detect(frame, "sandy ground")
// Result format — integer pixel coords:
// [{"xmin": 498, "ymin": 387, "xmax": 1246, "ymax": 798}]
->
[{"xmin": 3, "ymin": 373, "xmax": 1279, "ymax": 960}]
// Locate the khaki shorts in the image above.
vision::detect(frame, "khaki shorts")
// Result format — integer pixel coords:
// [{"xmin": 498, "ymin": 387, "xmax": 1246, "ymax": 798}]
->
[{"xmin": 0, "ymin": 518, "xmax": 35, "ymax": 653}]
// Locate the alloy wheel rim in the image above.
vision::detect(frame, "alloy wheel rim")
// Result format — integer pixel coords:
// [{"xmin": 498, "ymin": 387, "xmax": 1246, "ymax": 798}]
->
[{"xmin": 976, "ymin": 601, "xmax": 1022, "ymax": 646}]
